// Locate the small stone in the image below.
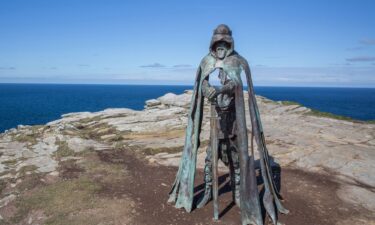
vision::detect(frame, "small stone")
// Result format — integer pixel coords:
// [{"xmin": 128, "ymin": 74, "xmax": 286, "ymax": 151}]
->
[
  {"xmin": 49, "ymin": 171, "xmax": 59, "ymax": 176},
  {"xmin": 101, "ymin": 134, "xmax": 117, "ymax": 140}
]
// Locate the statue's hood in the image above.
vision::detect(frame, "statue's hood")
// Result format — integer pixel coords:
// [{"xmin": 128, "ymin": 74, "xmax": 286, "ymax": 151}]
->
[{"xmin": 209, "ymin": 24, "xmax": 235, "ymax": 58}]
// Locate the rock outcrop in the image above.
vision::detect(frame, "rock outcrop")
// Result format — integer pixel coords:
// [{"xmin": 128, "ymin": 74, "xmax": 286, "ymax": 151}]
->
[{"xmin": 0, "ymin": 90, "xmax": 374, "ymax": 224}]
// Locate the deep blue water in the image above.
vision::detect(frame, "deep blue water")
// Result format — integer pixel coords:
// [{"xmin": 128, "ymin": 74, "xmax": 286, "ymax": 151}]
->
[
  {"xmin": 255, "ymin": 86, "xmax": 375, "ymax": 121},
  {"xmin": 0, "ymin": 84, "xmax": 374, "ymax": 133}
]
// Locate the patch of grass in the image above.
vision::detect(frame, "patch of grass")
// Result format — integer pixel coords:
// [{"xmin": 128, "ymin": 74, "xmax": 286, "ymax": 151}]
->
[
  {"xmin": 16, "ymin": 172, "xmax": 44, "ymax": 192},
  {"xmin": 58, "ymin": 159, "xmax": 85, "ymax": 179},
  {"xmin": 84, "ymin": 152, "xmax": 128, "ymax": 180},
  {"xmin": 76, "ymin": 122, "xmax": 117, "ymax": 141},
  {"xmin": 0, "ymin": 170, "xmax": 11, "ymax": 177},
  {"xmin": 106, "ymin": 134, "xmax": 124, "ymax": 142},
  {"xmin": 54, "ymin": 139, "xmax": 75, "ymax": 159},
  {"xmin": 30, "ymin": 125, "xmax": 45, "ymax": 132},
  {"xmin": 18, "ymin": 165, "xmax": 38, "ymax": 176},
  {"xmin": 280, "ymin": 100, "xmax": 301, "ymax": 106},
  {"xmin": 305, "ymin": 109, "xmax": 356, "ymax": 122},
  {"xmin": 259, "ymin": 98, "xmax": 274, "ymax": 104},
  {"xmin": 77, "ymin": 116, "xmax": 102, "ymax": 126},
  {"xmin": 113, "ymin": 141, "xmax": 125, "ymax": 152},
  {"xmin": 12, "ymin": 177, "xmax": 102, "ymax": 224},
  {"xmin": 2, "ymin": 159, "xmax": 18, "ymax": 166},
  {"xmin": 143, "ymin": 146, "xmax": 183, "ymax": 155},
  {"xmin": 14, "ymin": 133, "xmax": 38, "ymax": 145},
  {"xmin": 12, "ymin": 125, "xmax": 45, "ymax": 145},
  {"xmin": 0, "ymin": 179, "xmax": 6, "ymax": 194}
]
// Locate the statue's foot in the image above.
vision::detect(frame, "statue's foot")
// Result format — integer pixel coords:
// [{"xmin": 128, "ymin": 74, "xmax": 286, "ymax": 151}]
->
[{"xmin": 197, "ymin": 191, "xmax": 211, "ymax": 208}]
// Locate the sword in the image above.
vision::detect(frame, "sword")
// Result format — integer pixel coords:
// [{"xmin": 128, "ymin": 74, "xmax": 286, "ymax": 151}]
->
[{"xmin": 209, "ymin": 98, "xmax": 220, "ymax": 221}]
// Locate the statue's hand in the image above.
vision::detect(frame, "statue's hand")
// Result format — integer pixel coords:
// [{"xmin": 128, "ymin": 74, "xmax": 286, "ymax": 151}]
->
[
  {"xmin": 207, "ymin": 86, "xmax": 222, "ymax": 101},
  {"xmin": 202, "ymin": 80, "xmax": 220, "ymax": 100},
  {"xmin": 207, "ymin": 86, "xmax": 217, "ymax": 100}
]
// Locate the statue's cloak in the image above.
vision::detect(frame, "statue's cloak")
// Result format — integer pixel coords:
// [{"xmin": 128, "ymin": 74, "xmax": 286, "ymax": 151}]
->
[{"xmin": 168, "ymin": 31, "xmax": 288, "ymax": 225}]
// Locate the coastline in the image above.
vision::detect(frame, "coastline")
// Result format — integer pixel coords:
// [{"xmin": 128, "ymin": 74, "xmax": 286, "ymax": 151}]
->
[
  {"xmin": 2, "ymin": 91, "xmax": 374, "ymax": 135},
  {"xmin": 1, "ymin": 84, "xmax": 375, "ymax": 133}
]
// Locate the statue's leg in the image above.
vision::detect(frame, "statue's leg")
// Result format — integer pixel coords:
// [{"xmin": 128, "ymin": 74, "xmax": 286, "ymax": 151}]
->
[
  {"xmin": 197, "ymin": 145, "xmax": 212, "ymax": 208},
  {"xmin": 229, "ymin": 138, "xmax": 241, "ymax": 207}
]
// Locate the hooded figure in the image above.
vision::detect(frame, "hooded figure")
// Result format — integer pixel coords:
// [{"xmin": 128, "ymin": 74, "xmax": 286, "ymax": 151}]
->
[{"xmin": 168, "ymin": 24, "xmax": 288, "ymax": 225}]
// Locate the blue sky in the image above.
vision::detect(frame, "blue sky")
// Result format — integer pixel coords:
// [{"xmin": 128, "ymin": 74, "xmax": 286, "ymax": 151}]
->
[{"xmin": 0, "ymin": 0, "xmax": 374, "ymax": 87}]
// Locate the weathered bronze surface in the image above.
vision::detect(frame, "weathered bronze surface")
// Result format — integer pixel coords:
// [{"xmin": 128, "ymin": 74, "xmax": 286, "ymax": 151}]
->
[{"xmin": 168, "ymin": 24, "xmax": 289, "ymax": 225}]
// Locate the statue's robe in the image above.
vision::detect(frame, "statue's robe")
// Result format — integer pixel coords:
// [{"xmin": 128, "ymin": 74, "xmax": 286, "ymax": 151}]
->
[{"xmin": 168, "ymin": 33, "xmax": 288, "ymax": 225}]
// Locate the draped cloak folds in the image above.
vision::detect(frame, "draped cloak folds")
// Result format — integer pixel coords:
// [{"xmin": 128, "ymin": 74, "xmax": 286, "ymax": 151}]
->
[{"xmin": 168, "ymin": 33, "xmax": 288, "ymax": 225}]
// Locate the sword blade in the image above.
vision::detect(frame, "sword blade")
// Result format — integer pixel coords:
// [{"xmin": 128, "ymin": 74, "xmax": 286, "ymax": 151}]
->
[{"xmin": 210, "ymin": 102, "xmax": 219, "ymax": 220}]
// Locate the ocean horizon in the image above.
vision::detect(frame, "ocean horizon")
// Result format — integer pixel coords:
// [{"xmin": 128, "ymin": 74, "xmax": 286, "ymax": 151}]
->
[{"xmin": 0, "ymin": 83, "xmax": 374, "ymax": 133}]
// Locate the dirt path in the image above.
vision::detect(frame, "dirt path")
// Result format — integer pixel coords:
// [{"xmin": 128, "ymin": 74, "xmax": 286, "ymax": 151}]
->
[
  {"xmin": 98, "ymin": 149, "xmax": 373, "ymax": 225},
  {"xmin": 3, "ymin": 148, "xmax": 373, "ymax": 225}
]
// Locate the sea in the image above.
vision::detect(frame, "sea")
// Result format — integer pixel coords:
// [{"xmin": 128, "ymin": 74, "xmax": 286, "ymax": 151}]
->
[{"xmin": 0, "ymin": 84, "xmax": 374, "ymax": 133}]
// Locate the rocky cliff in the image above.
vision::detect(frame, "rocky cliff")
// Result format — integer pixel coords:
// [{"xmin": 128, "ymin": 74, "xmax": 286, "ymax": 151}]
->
[{"xmin": 0, "ymin": 91, "xmax": 374, "ymax": 225}]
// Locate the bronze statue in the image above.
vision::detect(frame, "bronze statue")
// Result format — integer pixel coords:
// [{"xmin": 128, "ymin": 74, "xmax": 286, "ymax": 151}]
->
[{"xmin": 168, "ymin": 24, "xmax": 288, "ymax": 225}]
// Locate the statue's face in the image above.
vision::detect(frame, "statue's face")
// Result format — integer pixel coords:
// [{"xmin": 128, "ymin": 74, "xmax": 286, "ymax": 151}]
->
[{"xmin": 215, "ymin": 42, "xmax": 228, "ymax": 59}]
